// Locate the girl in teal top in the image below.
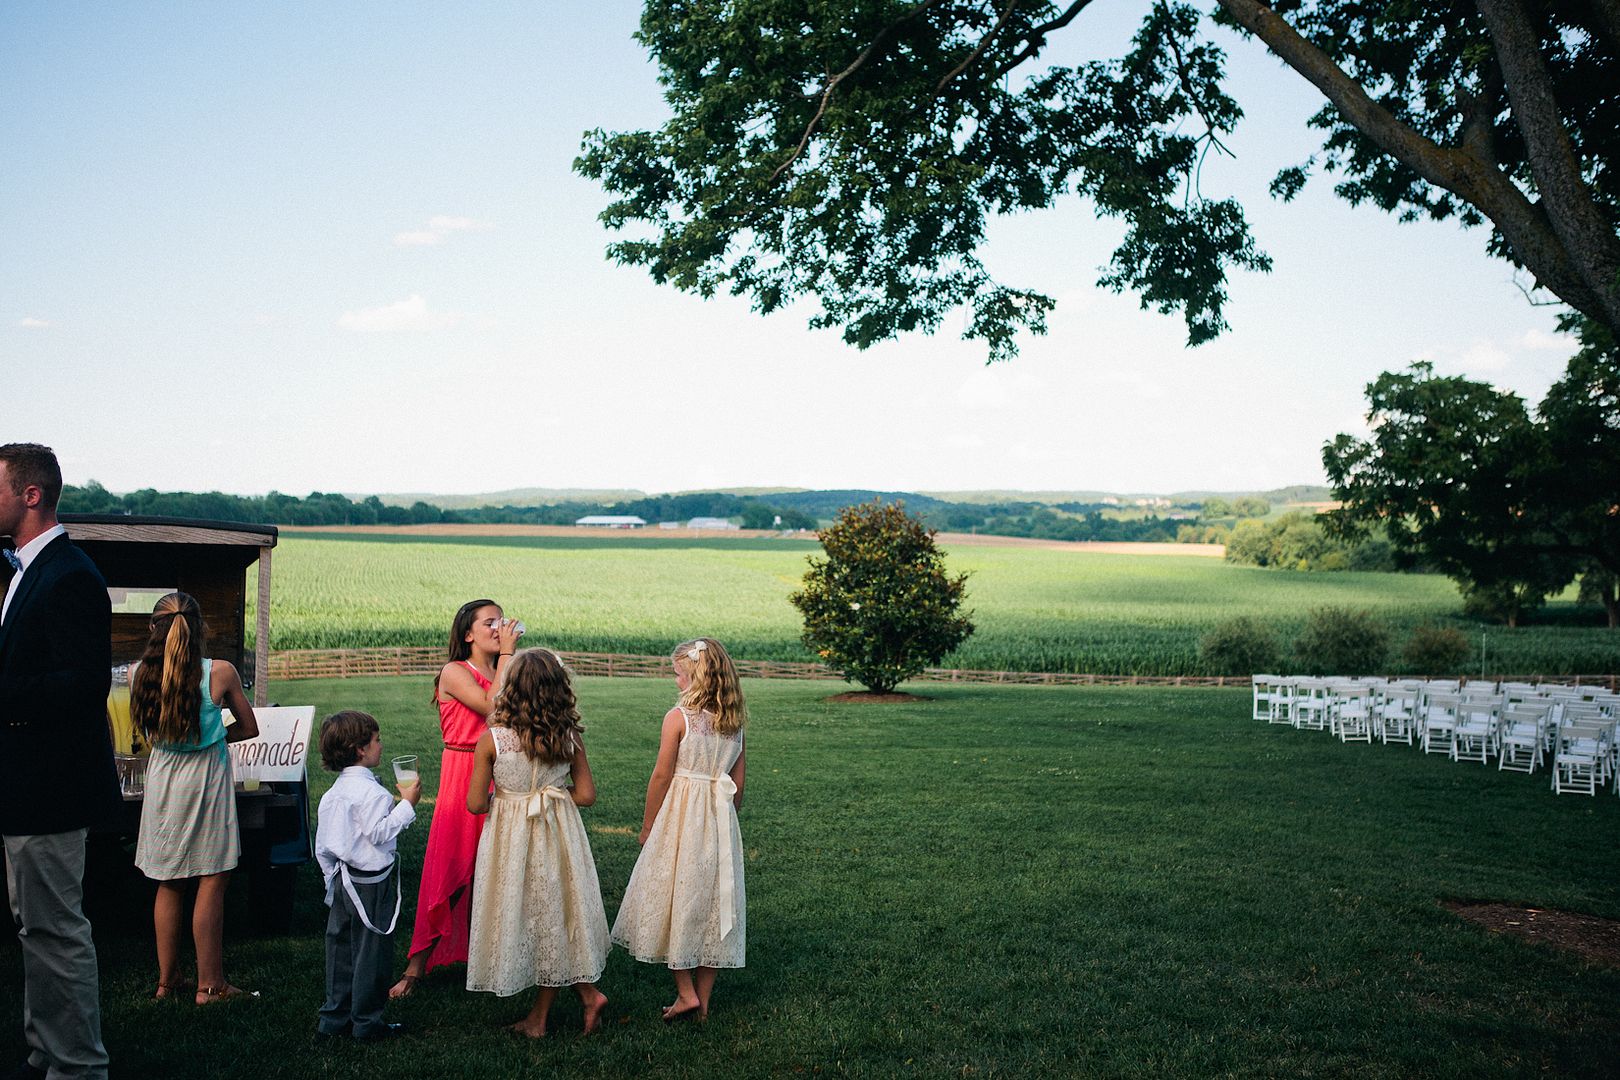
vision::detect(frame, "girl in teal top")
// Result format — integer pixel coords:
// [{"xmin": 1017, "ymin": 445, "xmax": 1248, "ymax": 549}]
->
[{"xmin": 131, "ymin": 592, "xmax": 261, "ymax": 1004}]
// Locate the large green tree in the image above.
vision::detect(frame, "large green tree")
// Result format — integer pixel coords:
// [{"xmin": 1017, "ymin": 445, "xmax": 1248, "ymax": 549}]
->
[
  {"xmin": 577, "ymin": 1, "xmax": 1620, "ymax": 360},
  {"xmin": 1323, "ymin": 324, "xmax": 1620, "ymax": 626},
  {"xmin": 790, "ymin": 500, "xmax": 974, "ymax": 692}
]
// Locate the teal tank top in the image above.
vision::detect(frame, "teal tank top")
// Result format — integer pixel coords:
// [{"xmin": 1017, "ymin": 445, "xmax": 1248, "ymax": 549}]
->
[{"xmin": 158, "ymin": 658, "xmax": 227, "ymax": 752}]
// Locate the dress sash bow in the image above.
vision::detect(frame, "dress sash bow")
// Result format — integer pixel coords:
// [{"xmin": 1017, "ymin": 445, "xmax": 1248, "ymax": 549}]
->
[
  {"xmin": 493, "ymin": 785, "xmax": 571, "ymax": 820},
  {"xmin": 674, "ymin": 768, "xmax": 739, "ymax": 940}
]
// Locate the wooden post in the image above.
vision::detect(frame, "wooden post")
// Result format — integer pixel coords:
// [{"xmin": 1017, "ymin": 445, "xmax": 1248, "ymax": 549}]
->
[{"xmin": 254, "ymin": 546, "xmax": 271, "ymax": 707}]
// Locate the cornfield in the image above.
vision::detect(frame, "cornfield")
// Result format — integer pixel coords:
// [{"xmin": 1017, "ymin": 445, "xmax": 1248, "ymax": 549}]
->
[{"xmin": 250, "ymin": 534, "xmax": 1620, "ymax": 676}]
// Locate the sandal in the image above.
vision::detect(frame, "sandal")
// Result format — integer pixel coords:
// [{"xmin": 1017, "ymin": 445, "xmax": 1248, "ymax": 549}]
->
[
  {"xmin": 388, "ymin": 973, "xmax": 420, "ymax": 1000},
  {"xmin": 196, "ymin": 984, "xmax": 259, "ymax": 1005},
  {"xmin": 152, "ymin": 979, "xmax": 193, "ymax": 1001}
]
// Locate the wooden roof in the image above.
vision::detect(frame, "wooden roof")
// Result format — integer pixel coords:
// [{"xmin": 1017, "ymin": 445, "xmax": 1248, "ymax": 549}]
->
[{"xmin": 59, "ymin": 514, "xmax": 278, "ymax": 549}]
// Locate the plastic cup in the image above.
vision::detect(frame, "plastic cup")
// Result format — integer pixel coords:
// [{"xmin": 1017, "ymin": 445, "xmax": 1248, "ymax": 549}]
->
[{"xmin": 392, "ymin": 755, "xmax": 419, "ymax": 785}]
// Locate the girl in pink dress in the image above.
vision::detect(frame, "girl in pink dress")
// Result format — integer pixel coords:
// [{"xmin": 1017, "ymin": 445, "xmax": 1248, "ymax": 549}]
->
[{"xmin": 390, "ymin": 599, "xmax": 521, "ymax": 998}]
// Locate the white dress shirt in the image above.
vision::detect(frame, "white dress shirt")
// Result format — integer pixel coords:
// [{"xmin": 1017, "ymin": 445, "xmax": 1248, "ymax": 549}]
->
[
  {"xmin": 315, "ymin": 765, "xmax": 416, "ymax": 888},
  {"xmin": 1, "ymin": 523, "xmax": 65, "ymax": 624}
]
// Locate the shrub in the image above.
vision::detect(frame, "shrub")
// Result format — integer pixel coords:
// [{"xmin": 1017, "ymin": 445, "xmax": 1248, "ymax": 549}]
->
[
  {"xmin": 1401, "ymin": 624, "xmax": 1472, "ymax": 674},
  {"xmin": 1294, "ymin": 606, "xmax": 1390, "ymax": 675},
  {"xmin": 789, "ymin": 501, "xmax": 974, "ymax": 693},
  {"xmin": 1198, "ymin": 617, "xmax": 1279, "ymax": 675},
  {"xmin": 1222, "ymin": 512, "xmax": 1392, "ymax": 571}
]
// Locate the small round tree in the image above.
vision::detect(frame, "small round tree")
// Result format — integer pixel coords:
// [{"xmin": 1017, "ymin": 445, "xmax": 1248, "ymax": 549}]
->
[{"xmin": 790, "ymin": 500, "xmax": 974, "ymax": 694}]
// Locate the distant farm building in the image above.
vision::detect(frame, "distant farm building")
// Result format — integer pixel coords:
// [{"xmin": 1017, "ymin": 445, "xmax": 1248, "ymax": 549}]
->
[
  {"xmin": 575, "ymin": 515, "xmax": 647, "ymax": 528},
  {"xmin": 687, "ymin": 517, "xmax": 739, "ymax": 530}
]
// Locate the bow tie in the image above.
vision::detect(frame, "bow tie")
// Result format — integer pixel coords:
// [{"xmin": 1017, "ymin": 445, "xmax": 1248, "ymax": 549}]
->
[{"xmin": 2, "ymin": 549, "xmax": 19, "ymax": 572}]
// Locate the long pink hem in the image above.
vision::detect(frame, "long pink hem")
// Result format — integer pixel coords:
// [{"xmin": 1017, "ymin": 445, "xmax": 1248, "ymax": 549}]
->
[{"xmin": 406, "ymin": 745, "xmax": 485, "ymax": 967}]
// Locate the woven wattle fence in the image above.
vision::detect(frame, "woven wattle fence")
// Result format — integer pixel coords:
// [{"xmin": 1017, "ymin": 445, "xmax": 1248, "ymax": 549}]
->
[
  {"xmin": 264, "ymin": 647, "xmax": 1247, "ymax": 686},
  {"xmin": 262, "ymin": 648, "xmax": 1619, "ymax": 690}
]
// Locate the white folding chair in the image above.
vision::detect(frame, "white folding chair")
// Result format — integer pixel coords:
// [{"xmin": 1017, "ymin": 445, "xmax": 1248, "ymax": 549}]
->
[
  {"xmin": 1291, "ymin": 678, "xmax": 1330, "ymax": 731},
  {"xmin": 1267, "ymin": 676, "xmax": 1298, "ymax": 726},
  {"xmin": 1376, "ymin": 686, "xmax": 1419, "ymax": 746},
  {"xmin": 1421, "ymin": 692, "xmax": 1461, "ymax": 757},
  {"xmin": 1252, "ymin": 675, "xmax": 1277, "ymax": 722},
  {"xmin": 1452, "ymin": 693, "xmax": 1501, "ymax": 764},
  {"xmin": 1496, "ymin": 704, "xmax": 1548, "ymax": 774},
  {"xmin": 1551, "ymin": 718, "xmax": 1612, "ymax": 795},
  {"xmin": 1330, "ymin": 681, "xmax": 1374, "ymax": 743}
]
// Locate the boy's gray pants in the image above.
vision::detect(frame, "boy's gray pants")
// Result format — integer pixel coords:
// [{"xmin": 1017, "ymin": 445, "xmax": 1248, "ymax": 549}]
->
[{"xmin": 319, "ymin": 861, "xmax": 397, "ymax": 1038}]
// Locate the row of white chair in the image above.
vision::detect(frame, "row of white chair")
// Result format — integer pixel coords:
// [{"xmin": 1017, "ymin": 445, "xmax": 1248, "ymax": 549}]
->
[{"xmin": 1251, "ymin": 676, "xmax": 1619, "ymax": 796}]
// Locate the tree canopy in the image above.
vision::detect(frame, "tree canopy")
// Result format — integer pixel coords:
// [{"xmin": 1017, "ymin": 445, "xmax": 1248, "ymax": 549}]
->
[
  {"xmin": 1323, "ymin": 319, "xmax": 1620, "ymax": 626},
  {"xmin": 577, "ymin": 1, "xmax": 1619, "ymax": 360}
]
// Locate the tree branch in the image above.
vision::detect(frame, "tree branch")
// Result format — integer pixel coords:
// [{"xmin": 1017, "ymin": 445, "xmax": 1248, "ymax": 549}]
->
[
  {"xmin": 1163, "ymin": 13, "xmax": 1234, "ymax": 167},
  {"xmin": 1474, "ymin": 0, "xmax": 1620, "ymax": 329},
  {"xmin": 1215, "ymin": 0, "xmax": 1609, "ymax": 324},
  {"xmin": 768, "ymin": 0, "xmax": 955, "ymax": 184},
  {"xmin": 991, "ymin": 0, "xmax": 1099, "ymax": 79},
  {"xmin": 934, "ymin": 0, "xmax": 1020, "ymax": 94}
]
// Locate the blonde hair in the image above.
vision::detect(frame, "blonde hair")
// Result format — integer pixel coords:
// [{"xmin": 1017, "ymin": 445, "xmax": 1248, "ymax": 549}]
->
[
  {"xmin": 488, "ymin": 649, "xmax": 583, "ymax": 764},
  {"xmin": 130, "ymin": 592, "xmax": 204, "ymax": 745},
  {"xmin": 672, "ymin": 637, "xmax": 746, "ymax": 736}
]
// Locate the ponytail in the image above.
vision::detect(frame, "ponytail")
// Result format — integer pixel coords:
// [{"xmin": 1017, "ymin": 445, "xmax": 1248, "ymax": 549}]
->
[{"xmin": 130, "ymin": 593, "xmax": 204, "ymax": 745}]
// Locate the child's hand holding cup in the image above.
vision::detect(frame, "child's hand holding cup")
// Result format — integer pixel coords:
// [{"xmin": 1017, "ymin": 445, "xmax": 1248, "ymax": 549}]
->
[
  {"xmin": 496, "ymin": 617, "xmax": 526, "ymax": 654},
  {"xmin": 392, "ymin": 755, "xmax": 421, "ymax": 804}
]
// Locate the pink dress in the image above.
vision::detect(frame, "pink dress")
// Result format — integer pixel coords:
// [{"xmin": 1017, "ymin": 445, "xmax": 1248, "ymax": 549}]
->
[{"xmin": 407, "ymin": 661, "xmax": 491, "ymax": 968}]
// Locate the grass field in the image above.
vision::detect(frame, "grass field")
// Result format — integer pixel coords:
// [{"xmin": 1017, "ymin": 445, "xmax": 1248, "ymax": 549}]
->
[
  {"xmin": 256, "ymin": 533, "xmax": 1620, "ymax": 676},
  {"xmin": 14, "ymin": 677, "xmax": 1617, "ymax": 1078}
]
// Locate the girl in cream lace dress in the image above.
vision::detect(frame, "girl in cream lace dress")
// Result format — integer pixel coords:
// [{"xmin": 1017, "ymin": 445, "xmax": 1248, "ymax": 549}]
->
[
  {"xmin": 465, "ymin": 650, "xmax": 609, "ymax": 1038},
  {"xmin": 611, "ymin": 637, "xmax": 747, "ymax": 1022}
]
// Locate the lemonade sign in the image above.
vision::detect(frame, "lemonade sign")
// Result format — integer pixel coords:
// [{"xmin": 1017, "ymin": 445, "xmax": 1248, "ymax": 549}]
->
[{"xmin": 228, "ymin": 706, "xmax": 315, "ymax": 783}]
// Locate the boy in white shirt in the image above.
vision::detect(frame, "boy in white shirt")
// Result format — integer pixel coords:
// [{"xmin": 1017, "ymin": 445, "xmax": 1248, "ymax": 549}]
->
[{"xmin": 315, "ymin": 710, "xmax": 420, "ymax": 1040}]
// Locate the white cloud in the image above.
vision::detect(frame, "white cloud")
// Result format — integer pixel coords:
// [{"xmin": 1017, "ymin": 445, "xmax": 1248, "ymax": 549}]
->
[
  {"xmin": 337, "ymin": 294, "xmax": 464, "ymax": 333},
  {"xmin": 1415, "ymin": 338, "xmax": 1512, "ymax": 376},
  {"xmin": 17, "ymin": 316, "xmax": 50, "ymax": 329},
  {"xmin": 392, "ymin": 214, "xmax": 492, "ymax": 247},
  {"xmin": 1519, "ymin": 328, "xmax": 1575, "ymax": 352}
]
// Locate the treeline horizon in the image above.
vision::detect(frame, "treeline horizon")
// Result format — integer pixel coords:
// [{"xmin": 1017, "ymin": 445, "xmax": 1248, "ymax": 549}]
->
[{"xmin": 58, "ymin": 481, "xmax": 1220, "ymax": 544}]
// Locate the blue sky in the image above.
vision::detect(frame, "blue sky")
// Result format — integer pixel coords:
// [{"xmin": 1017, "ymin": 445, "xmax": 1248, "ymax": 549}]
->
[{"xmin": 2, "ymin": 2, "xmax": 1575, "ymax": 498}]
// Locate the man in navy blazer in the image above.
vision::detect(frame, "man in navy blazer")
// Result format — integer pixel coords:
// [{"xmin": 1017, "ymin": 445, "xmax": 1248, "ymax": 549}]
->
[{"xmin": 0, "ymin": 443, "xmax": 117, "ymax": 1080}]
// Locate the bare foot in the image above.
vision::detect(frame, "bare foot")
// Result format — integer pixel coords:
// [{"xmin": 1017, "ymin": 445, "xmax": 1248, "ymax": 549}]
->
[
  {"xmin": 661, "ymin": 996, "xmax": 701, "ymax": 1024},
  {"xmin": 387, "ymin": 973, "xmax": 420, "ymax": 1000},
  {"xmin": 508, "ymin": 1018, "xmax": 547, "ymax": 1039},
  {"xmin": 581, "ymin": 990, "xmax": 609, "ymax": 1036}
]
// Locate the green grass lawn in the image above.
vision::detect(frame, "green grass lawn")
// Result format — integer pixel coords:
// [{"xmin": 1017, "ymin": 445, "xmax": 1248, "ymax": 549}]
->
[
  {"xmin": 253, "ymin": 534, "xmax": 1620, "ymax": 676},
  {"xmin": 9, "ymin": 677, "xmax": 1618, "ymax": 1078}
]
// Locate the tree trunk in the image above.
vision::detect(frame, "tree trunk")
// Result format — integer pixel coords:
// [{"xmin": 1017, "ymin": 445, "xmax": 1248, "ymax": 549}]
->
[{"xmin": 1473, "ymin": 0, "xmax": 1620, "ymax": 331}]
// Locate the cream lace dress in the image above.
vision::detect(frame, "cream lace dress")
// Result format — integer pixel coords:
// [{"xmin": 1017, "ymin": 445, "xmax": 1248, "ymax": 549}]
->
[
  {"xmin": 611, "ymin": 707, "xmax": 745, "ymax": 969},
  {"xmin": 465, "ymin": 726, "xmax": 609, "ymax": 993}
]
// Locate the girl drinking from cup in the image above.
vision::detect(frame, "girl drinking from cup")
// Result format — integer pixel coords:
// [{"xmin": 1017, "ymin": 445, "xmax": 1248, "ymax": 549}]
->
[
  {"xmin": 390, "ymin": 599, "xmax": 521, "ymax": 998},
  {"xmin": 611, "ymin": 637, "xmax": 747, "ymax": 1022}
]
